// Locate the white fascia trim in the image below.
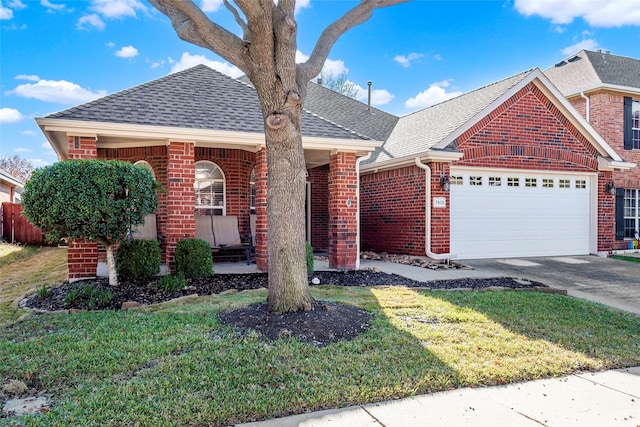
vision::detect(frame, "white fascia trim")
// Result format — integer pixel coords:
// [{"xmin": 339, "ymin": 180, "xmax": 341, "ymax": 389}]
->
[
  {"xmin": 565, "ymin": 84, "xmax": 640, "ymax": 99},
  {"xmin": 597, "ymin": 157, "xmax": 636, "ymax": 171},
  {"xmin": 360, "ymin": 150, "xmax": 463, "ymax": 174},
  {"xmin": 0, "ymin": 173, "xmax": 24, "ymax": 188},
  {"xmin": 36, "ymin": 118, "xmax": 382, "ymax": 153}
]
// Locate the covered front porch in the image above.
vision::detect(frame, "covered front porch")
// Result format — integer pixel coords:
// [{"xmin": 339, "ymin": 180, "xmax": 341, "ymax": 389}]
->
[{"xmin": 37, "ymin": 128, "xmax": 379, "ymax": 280}]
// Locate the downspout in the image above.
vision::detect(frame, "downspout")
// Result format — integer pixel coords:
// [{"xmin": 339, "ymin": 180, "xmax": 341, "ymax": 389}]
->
[
  {"xmin": 414, "ymin": 157, "xmax": 454, "ymax": 261},
  {"xmin": 355, "ymin": 152, "xmax": 372, "ymax": 270},
  {"xmin": 580, "ymin": 91, "xmax": 590, "ymax": 122}
]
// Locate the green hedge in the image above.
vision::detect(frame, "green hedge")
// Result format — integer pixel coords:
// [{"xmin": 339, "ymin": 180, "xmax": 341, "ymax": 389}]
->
[
  {"xmin": 306, "ymin": 241, "xmax": 314, "ymax": 274},
  {"xmin": 175, "ymin": 238, "xmax": 214, "ymax": 279},
  {"xmin": 116, "ymin": 239, "xmax": 161, "ymax": 281}
]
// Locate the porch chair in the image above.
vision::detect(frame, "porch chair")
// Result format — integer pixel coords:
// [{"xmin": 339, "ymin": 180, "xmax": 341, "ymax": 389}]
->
[{"xmin": 131, "ymin": 214, "xmax": 159, "ymax": 242}]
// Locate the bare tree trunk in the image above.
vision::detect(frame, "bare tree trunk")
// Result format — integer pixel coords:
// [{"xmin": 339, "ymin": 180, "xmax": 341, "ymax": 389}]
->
[
  {"xmin": 260, "ymin": 90, "xmax": 314, "ymax": 313},
  {"xmin": 105, "ymin": 244, "xmax": 118, "ymax": 286}
]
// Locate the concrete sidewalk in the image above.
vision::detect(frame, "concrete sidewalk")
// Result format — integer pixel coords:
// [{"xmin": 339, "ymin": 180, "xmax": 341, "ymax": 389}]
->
[{"xmin": 236, "ymin": 367, "xmax": 640, "ymax": 427}]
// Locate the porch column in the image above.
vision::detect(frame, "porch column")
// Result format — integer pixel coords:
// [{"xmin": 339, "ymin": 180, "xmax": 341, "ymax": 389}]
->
[
  {"xmin": 67, "ymin": 136, "xmax": 98, "ymax": 281},
  {"xmin": 328, "ymin": 152, "xmax": 358, "ymax": 269},
  {"xmin": 255, "ymin": 148, "xmax": 268, "ymax": 271},
  {"xmin": 429, "ymin": 162, "xmax": 451, "ymax": 255},
  {"xmin": 165, "ymin": 141, "xmax": 196, "ymax": 269}
]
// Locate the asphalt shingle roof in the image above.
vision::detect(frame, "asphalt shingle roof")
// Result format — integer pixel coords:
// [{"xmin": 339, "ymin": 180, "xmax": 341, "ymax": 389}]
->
[
  {"xmin": 47, "ymin": 65, "xmax": 369, "ymax": 141},
  {"xmin": 544, "ymin": 50, "xmax": 640, "ymax": 95},
  {"xmin": 303, "ymin": 81, "xmax": 399, "ymax": 142},
  {"xmin": 365, "ymin": 69, "xmax": 534, "ymax": 165}
]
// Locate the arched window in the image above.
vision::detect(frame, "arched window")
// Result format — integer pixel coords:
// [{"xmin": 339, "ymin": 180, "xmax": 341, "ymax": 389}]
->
[
  {"xmin": 249, "ymin": 167, "xmax": 256, "ymax": 214},
  {"xmin": 195, "ymin": 161, "xmax": 225, "ymax": 215},
  {"xmin": 134, "ymin": 160, "xmax": 155, "ymax": 177}
]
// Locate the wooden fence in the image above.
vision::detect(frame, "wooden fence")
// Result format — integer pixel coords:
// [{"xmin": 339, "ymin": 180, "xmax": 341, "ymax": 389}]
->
[{"xmin": 1, "ymin": 202, "xmax": 47, "ymax": 245}]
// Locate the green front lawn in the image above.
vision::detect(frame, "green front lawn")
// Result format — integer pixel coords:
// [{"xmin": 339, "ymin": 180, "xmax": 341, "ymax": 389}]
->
[
  {"xmin": 2, "ymin": 284, "xmax": 639, "ymax": 426},
  {"xmin": 612, "ymin": 254, "xmax": 640, "ymax": 264}
]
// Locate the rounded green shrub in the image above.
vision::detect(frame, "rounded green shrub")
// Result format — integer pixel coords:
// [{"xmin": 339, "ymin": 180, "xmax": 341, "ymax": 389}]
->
[
  {"xmin": 175, "ymin": 238, "xmax": 213, "ymax": 279},
  {"xmin": 116, "ymin": 239, "xmax": 161, "ymax": 281},
  {"xmin": 306, "ymin": 241, "xmax": 314, "ymax": 274}
]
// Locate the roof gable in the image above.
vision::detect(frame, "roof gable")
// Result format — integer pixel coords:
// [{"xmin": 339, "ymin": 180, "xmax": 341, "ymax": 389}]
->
[
  {"xmin": 47, "ymin": 65, "xmax": 368, "ymax": 141},
  {"xmin": 365, "ymin": 69, "xmax": 534, "ymax": 165},
  {"xmin": 544, "ymin": 50, "xmax": 640, "ymax": 96}
]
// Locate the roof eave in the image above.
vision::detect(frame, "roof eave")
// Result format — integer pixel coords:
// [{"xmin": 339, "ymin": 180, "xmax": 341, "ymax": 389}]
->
[
  {"xmin": 598, "ymin": 157, "xmax": 636, "ymax": 172},
  {"xmin": 36, "ymin": 118, "xmax": 381, "ymax": 160},
  {"xmin": 360, "ymin": 150, "xmax": 464, "ymax": 174},
  {"xmin": 564, "ymin": 84, "xmax": 640, "ymax": 99}
]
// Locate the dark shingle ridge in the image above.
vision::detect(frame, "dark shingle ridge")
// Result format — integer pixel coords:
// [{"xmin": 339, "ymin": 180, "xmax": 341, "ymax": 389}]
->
[
  {"xmin": 46, "ymin": 65, "xmax": 368, "ymax": 140},
  {"xmin": 48, "ymin": 65, "xmax": 211, "ymax": 119},
  {"xmin": 584, "ymin": 50, "xmax": 640, "ymax": 89}
]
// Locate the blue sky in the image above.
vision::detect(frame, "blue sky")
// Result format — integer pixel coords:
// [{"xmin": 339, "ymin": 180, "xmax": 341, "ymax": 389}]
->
[{"xmin": 1, "ymin": 0, "xmax": 639, "ymax": 168}]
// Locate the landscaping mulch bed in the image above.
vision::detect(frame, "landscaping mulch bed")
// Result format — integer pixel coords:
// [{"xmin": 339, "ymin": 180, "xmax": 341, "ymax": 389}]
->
[{"xmin": 21, "ymin": 270, "xmax": 552, "ymax": 347}]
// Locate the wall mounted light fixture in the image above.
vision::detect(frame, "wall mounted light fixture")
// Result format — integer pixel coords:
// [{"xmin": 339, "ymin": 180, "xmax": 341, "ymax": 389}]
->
[
  {"xmin": 605, "ymin": 182, "xmax": 616, "ymax": 196},
  {"xmin": 440, "ymin": 175, "xmax": 450, "ymax": 192}
]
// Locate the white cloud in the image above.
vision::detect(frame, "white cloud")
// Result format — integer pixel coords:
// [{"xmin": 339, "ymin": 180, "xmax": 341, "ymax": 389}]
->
[
  {"xmin": 405, "ymin": 80, "xmax": 463, "ymax": 109},
  {"xmin": 295, "ymin": 0, "xmax": 311, "ymax": 14},
  {"xmin": 0, "ymin": 108, "xmax": 24, "ymax": 123},
  {"xmin": 354, "ymin": 85, "xmax": 394, "ymax": 106},
  {"xmin": 89, "ymin": 0, "xmax": 146, "ymax": 19},
  {"xmin": 201, "ymin": 0, "xmax": 222, "ymax": 12},
  {"xmin": 8, "ymin": 79, "xmax": 107, "ymax": 104},
  {"xmin": 170, "ymin": 52, "xmax": 243, "ymax": 78},
  {"xmin": 7, "ymin": 0, "xmax": 26, "ymax": 9},
  {"xmin": 296, "ymin": 50, "xmax": 309, "ymax": 63},
  {"xmin": 561, "ymin": 38, "xmax": 599, "ymax": 55},
  {"xmin": 514, "ymin": 0, "xmax": 640, "ymax": 27},
  {"xmin": 394, "ymin": 52, "xmax": 424, "ymax": 68},
  {"xmin": 321, "ymin": 58, "xmax": 348, "ymax": 76},
  {"xmin": 15, "ymin": 74, "xmax": 39, "ymax": 81},
  {"xmin": 21, "ymin": 130, "xmax": 37, "ymax": 136},
  {"xmin": 115, "ymin": 45, "xmax": 138, "ymax": 58},
  {"xmin": 29, "ymin": 158, "xmax": 53, "ymax": 168},
  {"xmin": 41, "ymin": 0, "xmax": 67, "ymax": 12},
  {"xmin": 77, "ymin": 13, "xmax": 105, "ymax": 30},
  {"xmin": 433, "ymin": 53, "xmax": 442, "ymax": 61},
  {"xmin": 150, "ymin": 59, "xmax": 166, "ymax": 69},
  {"xmin": 14, "ymin": 147, "xmax": 31, "ymax": 152},
  {"xmin": 0, "ymin": 5, "xmax": 12, "ymax": 19},
  {"xmin": 106, "ymin": 41, "xmax": 115, "ymax": 47}
]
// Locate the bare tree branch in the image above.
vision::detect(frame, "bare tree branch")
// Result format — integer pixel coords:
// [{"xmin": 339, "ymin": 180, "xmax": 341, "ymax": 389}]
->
[
  {"xmin": 223, "ymin": 0, "xmax": 249, "ymax": 41},
  {"xmin": 299, "ymin": 0, "xmax": 410, "ymax": 81},
  {"xmin": 149, "ymin": 0, "xmax": 247, "ymax": 72}
]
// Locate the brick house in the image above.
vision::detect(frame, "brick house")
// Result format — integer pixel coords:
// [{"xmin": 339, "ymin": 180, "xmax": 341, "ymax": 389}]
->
[
  {"xmin": 354, "ymin": 68, "xmax": 633, "ymax": 259},
  {"xmin": 0, "ymin": 169, "xmax": 23, "ymax": 204},
  {"xmin": 544, "ymin": 50, "xmax": 640, "ymax": 250},
  {"xmin": 36, "ymin": 65, "xmax": 381, "ymax": 279}
]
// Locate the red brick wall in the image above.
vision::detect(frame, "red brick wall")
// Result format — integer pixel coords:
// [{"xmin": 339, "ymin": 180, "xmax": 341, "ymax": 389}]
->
[
  {"xmin": 328, "ymin": 152, "xmax": 358, "ymax": 269},
  {"xmin": 68, "ymin": 136, "xmax": 97, "ymax": 159},
  {"xmin": 361, "ymin": 81, "xmax": 612, "ymax": 257},
  {"xmin": 569, "ymin": 91, "xmax": 640, "ymax": 249},
  {"xmin": 361, "ymin": 166, "xmax": 425, "ymax": 255},
  {"xmin": 67, "ymin": 136, "xmax": 98, "ymax": 279},
  {"xmin": 308, "ymin": 165, "xmax": 329, "ymax": 251}
]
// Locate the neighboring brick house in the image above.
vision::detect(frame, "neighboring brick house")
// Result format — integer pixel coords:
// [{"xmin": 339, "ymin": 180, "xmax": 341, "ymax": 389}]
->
[
  {"xmin": 544, "ymin": 50, "xmax": 640, "ymax": 250},
  {"xmin": 36, "ymin": 65, "xmax": 381, "ymax": 279},
  {"xmin": 354, "ymin": 68, "xmax": 633, "ymax": 259}
]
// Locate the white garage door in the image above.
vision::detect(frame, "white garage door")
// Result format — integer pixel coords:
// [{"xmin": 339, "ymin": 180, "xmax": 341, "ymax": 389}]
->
[{"xmin": 450, "ymin": 169, "xmax": 593, "ymax": 259}]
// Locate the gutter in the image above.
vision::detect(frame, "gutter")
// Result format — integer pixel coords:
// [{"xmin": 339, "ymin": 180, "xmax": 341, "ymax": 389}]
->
[
  {"xmin": 355, "ymin": 152, "xmax": 372, "ymax": 269},
  {"xmin": 414, "ymin": 157, "xmax": 455, "ymax": 261},
  {"xmin": 580, "ymin": 91, "xmax": 590, "ymax": 122}
]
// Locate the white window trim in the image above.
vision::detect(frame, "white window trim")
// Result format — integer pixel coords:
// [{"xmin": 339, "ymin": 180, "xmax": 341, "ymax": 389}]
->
[{"xmin": 195, "ymin": 160, "xmax": 226, "ymax": 215}]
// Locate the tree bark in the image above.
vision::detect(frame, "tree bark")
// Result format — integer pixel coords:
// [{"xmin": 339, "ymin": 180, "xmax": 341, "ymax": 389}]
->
[
  {"xmin": 105, "ymin": 244, "xmax": 118, "ymax": 286},
  {"xmin": 148, "ymin": 0, "xmax": 409, "ymax": 313}
]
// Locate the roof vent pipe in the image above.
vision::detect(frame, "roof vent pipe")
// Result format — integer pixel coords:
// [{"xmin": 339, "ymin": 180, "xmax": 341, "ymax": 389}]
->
[{"xmin": 367, "ymin": 81, "xmax": 372, "ymax": 111}]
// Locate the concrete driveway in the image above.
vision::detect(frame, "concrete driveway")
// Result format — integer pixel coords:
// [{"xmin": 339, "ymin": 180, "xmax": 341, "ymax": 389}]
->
[{"xmin": 462, "ymin": 255, "xmax": 640, "ymax": 314}]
